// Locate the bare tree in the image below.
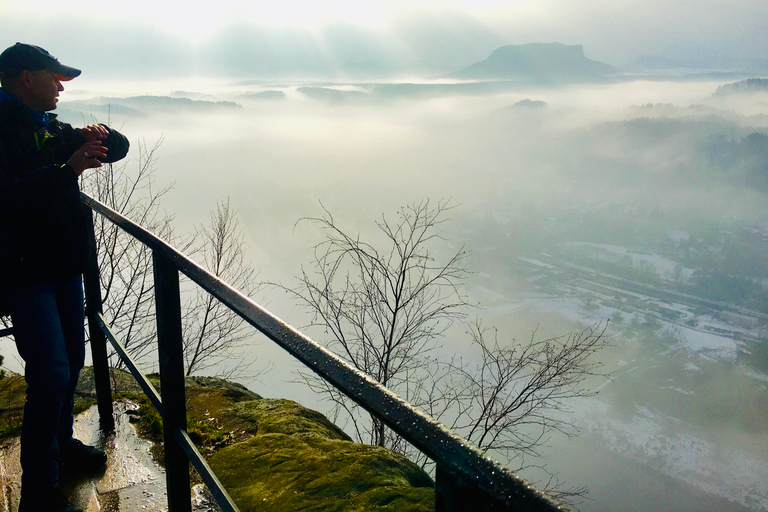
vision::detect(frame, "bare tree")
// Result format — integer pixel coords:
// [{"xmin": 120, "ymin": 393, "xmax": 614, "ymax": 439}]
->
[
  {"xmin": 439, "ymin": 321, "xmax": 606, "ymax": 501},
  {"xmin": 286, "ymin": 200, "xmax": 608, "ymax": 501},
  {"xmin": 452, "ymin": 321, "xmax": 606, "ymax": 459},
  {"xmin": 80, "ymin": 137, "xmax": 178, "ymax": 367},
  {"xmin": 288, "ymin": 199, "xmax": 469, "ymax": 447},
  {"xmin": 81, "ymin": 139, "xmax": 261, "ymax": 379},
  {"xmin": 182, "ymin": 198, "xmax": 260, "ymax": 376}
]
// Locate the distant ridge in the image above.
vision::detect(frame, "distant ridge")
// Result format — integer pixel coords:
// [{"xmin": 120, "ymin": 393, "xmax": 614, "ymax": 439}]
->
[
  {"xmin": 452, "ymin": 43, "xmax": 615, "ymax": 82},
  {"xmin": 61, "ymin": 95, "xmax": 241, "ymax": 118},
  {"xmin": 714, "ymin": 78, "xmax": 768, "ymax": 96}
]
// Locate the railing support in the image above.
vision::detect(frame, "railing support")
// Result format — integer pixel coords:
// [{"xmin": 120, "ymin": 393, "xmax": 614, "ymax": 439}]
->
[
  {"xmin": 82, "ymin": 192, "xmax": 568, "ymax": 512},
  {"xmin": 83, "ymin": 205, "xmax": 115, "ymax": 432},
  {"xmin": 153, "ymin": 251, "xmax": 191, "ymax": 512},
  {"xmin": 436, "ymin": 465, "xmax": 512, "ymax": 512}
]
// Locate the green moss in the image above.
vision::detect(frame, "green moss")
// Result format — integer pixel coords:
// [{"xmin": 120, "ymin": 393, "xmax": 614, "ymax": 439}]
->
[
  {"xmin": 0, "ymin": 375, "xmax": 26, "ymax": 440},
  {"xmin": 75, "ymin": 369, "xmax": 435, "ymax": 511},
  {"xmin": 137, "ymin": 398, "xmax": 164, "ymax": 439},
  {"xmin": 187, "ymin": 416, "xmax": 227, "ymax": 447},
  {"xmin": 211, "ymin": 432, "xmax": 433, "ymax": 511},
  {"xmin": 72, "ymin": 399, "xmax": 97, "ymax": 416},
  {"xmin": 209, "ymin": 399, "xmax": 434, "ymax": 512},
  {"xmin": 0, "ymin": 368, "xmax": 128, "ymax": 440},
  {"xmin": 230, "ymin": 399, "xmax": 352, "ymax": 441}
]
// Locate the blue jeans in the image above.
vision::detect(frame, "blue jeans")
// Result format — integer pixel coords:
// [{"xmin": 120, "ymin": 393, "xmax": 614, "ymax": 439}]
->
[{"xmin": 9, "ymin": 275, "xmax": 85, "ymax": 494}]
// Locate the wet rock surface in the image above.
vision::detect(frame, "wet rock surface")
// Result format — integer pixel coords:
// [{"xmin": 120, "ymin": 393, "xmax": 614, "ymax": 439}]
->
[{"xmin": 0, "ymin": 401, "xmax": 169, "ymax": 512}]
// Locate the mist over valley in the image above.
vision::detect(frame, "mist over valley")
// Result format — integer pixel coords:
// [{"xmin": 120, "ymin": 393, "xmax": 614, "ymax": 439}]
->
[{"xmin": 11, "ymin": 40, "xmax": 768, "ymax": 510}]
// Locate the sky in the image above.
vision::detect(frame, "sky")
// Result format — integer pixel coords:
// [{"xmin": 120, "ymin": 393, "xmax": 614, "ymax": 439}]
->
[{"xmin": 2, "ymin": 0, "xmax": 767, "ymax": 78}]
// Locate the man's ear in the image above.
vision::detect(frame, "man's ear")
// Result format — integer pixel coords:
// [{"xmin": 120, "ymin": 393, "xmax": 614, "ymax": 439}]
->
[{"xmin": 17, "ymin": 70, "xmax": 33, "ymax": 90}]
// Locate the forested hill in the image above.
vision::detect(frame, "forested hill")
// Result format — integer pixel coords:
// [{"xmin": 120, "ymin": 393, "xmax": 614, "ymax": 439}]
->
[{"xmin": 715, "ymin": 78, "xmax": 768, "ymax": 95}]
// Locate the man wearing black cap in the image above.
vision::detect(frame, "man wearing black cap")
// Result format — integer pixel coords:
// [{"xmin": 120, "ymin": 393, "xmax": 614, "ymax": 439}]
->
[{"xmin": 0, "ymin": 43, "xmax": 129, "ymax": 512}]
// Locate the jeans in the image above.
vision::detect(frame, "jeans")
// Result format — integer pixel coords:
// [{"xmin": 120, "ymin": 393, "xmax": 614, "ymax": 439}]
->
[{"xmin": 9, "ymin": 275, "xmax": 85, "ymax": 494}]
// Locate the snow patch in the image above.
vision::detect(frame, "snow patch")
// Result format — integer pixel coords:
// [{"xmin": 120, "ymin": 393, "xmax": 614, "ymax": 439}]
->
[
  {"xmin": 678, "ymin": 327, "xmax": 738, "ymax": 356},
  {"xmin": 581, "ymin": 400, "xmax": 768, "ymax": 511}
]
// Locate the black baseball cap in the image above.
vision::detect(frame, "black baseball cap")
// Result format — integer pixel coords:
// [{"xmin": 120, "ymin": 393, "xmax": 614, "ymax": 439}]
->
[{"xmin": 0, "ymin": 43, "xmax": 81, "ymax": 81}]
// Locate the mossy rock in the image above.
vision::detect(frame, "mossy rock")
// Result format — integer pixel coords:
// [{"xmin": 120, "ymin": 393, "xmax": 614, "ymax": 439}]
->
[
  {"xmin": 0, "ymin": 374, "xmax": 26, "ymax": 438},
  {"xmin": 77, "ymin": 366, "xmax": 145, "ymax": 398},
  {"xmin": 210, "ymin": 399, "xmax": 434, "ymax": 511},
  {"xmin": 229, "ymin": 398, "xmax": 351, "ymax": 440},
  {"xmin": 77, "ymin": 368, "xmax": 436, "ymax": 511},
  {"xmin": 184, "ymin": 376, "xmax": 261, "ymax": 420},
  {"xmin": 0, "ymin": 367, "xmax": 110, "ymax": 440}
]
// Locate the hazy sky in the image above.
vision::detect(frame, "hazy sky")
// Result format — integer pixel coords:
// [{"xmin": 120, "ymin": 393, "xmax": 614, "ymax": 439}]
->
[{"xmin": 2, "ymin": 0, "xmax": 767, "ymax": 77}]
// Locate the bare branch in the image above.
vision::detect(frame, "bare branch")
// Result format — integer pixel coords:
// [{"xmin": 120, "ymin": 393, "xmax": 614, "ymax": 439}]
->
[
  {"xmin": 182, "ymin": 197, "xmax": 261, "ymax": 377},
  {"xmin": 281, "ymin": 200, "xmax": 608, "ymax": 502},
  {"xmin": 282, "ymin": 199, "xmax": 469, "ymax": 447},
  {"xmin": 81, "ymin": 141, "xmax": 263, "ymax": 381}
]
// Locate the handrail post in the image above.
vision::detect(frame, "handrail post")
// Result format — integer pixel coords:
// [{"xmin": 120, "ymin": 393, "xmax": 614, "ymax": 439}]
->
[
  {"xmin": 436, "ymin": 465, "xmax": 510, "ymax": 512},
  {"xmin": 436, "ymin": 465, "xmax": 470, "ymax": 512},
  {"xmin": 82, "ymin": 205, "xmax": 115, "ymax": 432},
  {"xmin": 153, "ymin": 251, "xmax": 191, "ymax": 512}
]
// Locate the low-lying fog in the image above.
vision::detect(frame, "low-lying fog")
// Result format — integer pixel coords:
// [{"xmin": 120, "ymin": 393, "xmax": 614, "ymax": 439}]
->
[
  {"xmin": 59, "ymin": 76, "xmax": 768, "ymax": 257},
  {"xmin": 13, "ymin": 74, "xmax": 768, "ymax": 510}
]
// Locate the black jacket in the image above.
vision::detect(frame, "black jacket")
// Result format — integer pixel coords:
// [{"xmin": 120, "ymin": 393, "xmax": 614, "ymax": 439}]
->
[{"xmin": 0, "ymin": 98, "xmax": 129, "ymax": 294}]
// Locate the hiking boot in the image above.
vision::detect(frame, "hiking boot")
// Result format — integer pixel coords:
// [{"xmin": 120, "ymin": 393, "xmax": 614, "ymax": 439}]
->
[
  {"xmin": 18, "ymin": 487, "xmax": 83, "ymax": 512},
  {"xmin": 58, "ymin": 438, "xmax": 107, "ymax": 474}
]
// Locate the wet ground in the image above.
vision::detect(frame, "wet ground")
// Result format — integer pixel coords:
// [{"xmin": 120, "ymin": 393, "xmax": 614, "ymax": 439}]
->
[{"xmin": 0, "ymin": 402, "xmax": 174, "ymax": 512}]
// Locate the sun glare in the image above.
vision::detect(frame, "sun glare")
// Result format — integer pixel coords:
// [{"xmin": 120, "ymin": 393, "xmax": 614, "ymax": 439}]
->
[
  {"xmin": 8, "ymin": 0, "xmax": 532, "ymax": 40},
  {"xmin": 126, "ymin": 0, "xmax": 391, "ymax": 36}
]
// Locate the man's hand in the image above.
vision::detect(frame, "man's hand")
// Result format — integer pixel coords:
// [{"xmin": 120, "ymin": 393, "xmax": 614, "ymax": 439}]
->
[
  {"xmin": 80, "ymin": 124, "xmax": 108, "ymax": 142},
  {"xmin": 66, "ymin": 140, "xmax": 108, "ymax": 176}
]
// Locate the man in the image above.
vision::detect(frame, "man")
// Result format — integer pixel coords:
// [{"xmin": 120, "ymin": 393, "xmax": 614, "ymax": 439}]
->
[{"xmin": 0, "ymin": 43, "xmax": 129, "ymax": 512}]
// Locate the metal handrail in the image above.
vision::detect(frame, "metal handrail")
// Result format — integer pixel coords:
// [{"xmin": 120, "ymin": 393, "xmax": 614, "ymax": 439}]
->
[
  {"xmin": 81, "ymin": 191, "xmax": 568, "ymax": 512},
  {"xmin": 95, "ymin": 311, "xmax": 163, "ymax": 415},
  {"xmin": 96, "ymin": 310, "xmax": 240, "ymax": 512}
]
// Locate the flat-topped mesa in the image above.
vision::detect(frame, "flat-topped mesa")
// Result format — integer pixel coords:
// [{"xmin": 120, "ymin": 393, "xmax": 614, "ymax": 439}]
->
[{"xmin": 452, "ymin": 42, "xmax": 615, "ymax": 82}]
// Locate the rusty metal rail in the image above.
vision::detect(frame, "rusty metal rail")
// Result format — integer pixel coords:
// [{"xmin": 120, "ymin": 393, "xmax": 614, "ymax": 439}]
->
[{"xmin": 80, "ymin": 191, "xmax": 568, "ymax": 512}]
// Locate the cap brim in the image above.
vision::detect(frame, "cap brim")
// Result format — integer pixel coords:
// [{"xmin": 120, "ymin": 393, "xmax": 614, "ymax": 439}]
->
[{"xmin": 53, "ymin": 63, "xmax": 81, "ymax": 81}]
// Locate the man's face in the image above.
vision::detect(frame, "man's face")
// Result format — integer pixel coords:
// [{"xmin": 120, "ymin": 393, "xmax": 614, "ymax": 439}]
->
[{"xmin": 26, "ymin": 69, "xmax": 64, "ymax": 112}]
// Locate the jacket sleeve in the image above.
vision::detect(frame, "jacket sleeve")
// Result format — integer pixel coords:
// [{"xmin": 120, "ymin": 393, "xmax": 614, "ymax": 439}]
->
[
  {"xmin": 0, "ymin": 137, "xmax": 79, "ymax": 199},
  {"xmin": 0, "ymin": 136, "xmax": 83, "ymax": 286},
  {"xmin": 59, "ymin": 122, "xmax": 130, "ymax": 164},
  {"xmin": 98, "ymin": 124, "xmax": 130, "ymax": 163}
]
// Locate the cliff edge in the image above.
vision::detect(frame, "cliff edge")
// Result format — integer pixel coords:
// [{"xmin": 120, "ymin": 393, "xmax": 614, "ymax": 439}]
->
[{"xmin": 78, "ymin": 370, "xmax": 435, "ymax": 512}]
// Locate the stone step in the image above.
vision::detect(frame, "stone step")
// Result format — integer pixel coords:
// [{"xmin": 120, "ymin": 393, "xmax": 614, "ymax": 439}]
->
[{"xmin": 0, "ymin": 401, "xmax": 195, "ymax": 512}]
